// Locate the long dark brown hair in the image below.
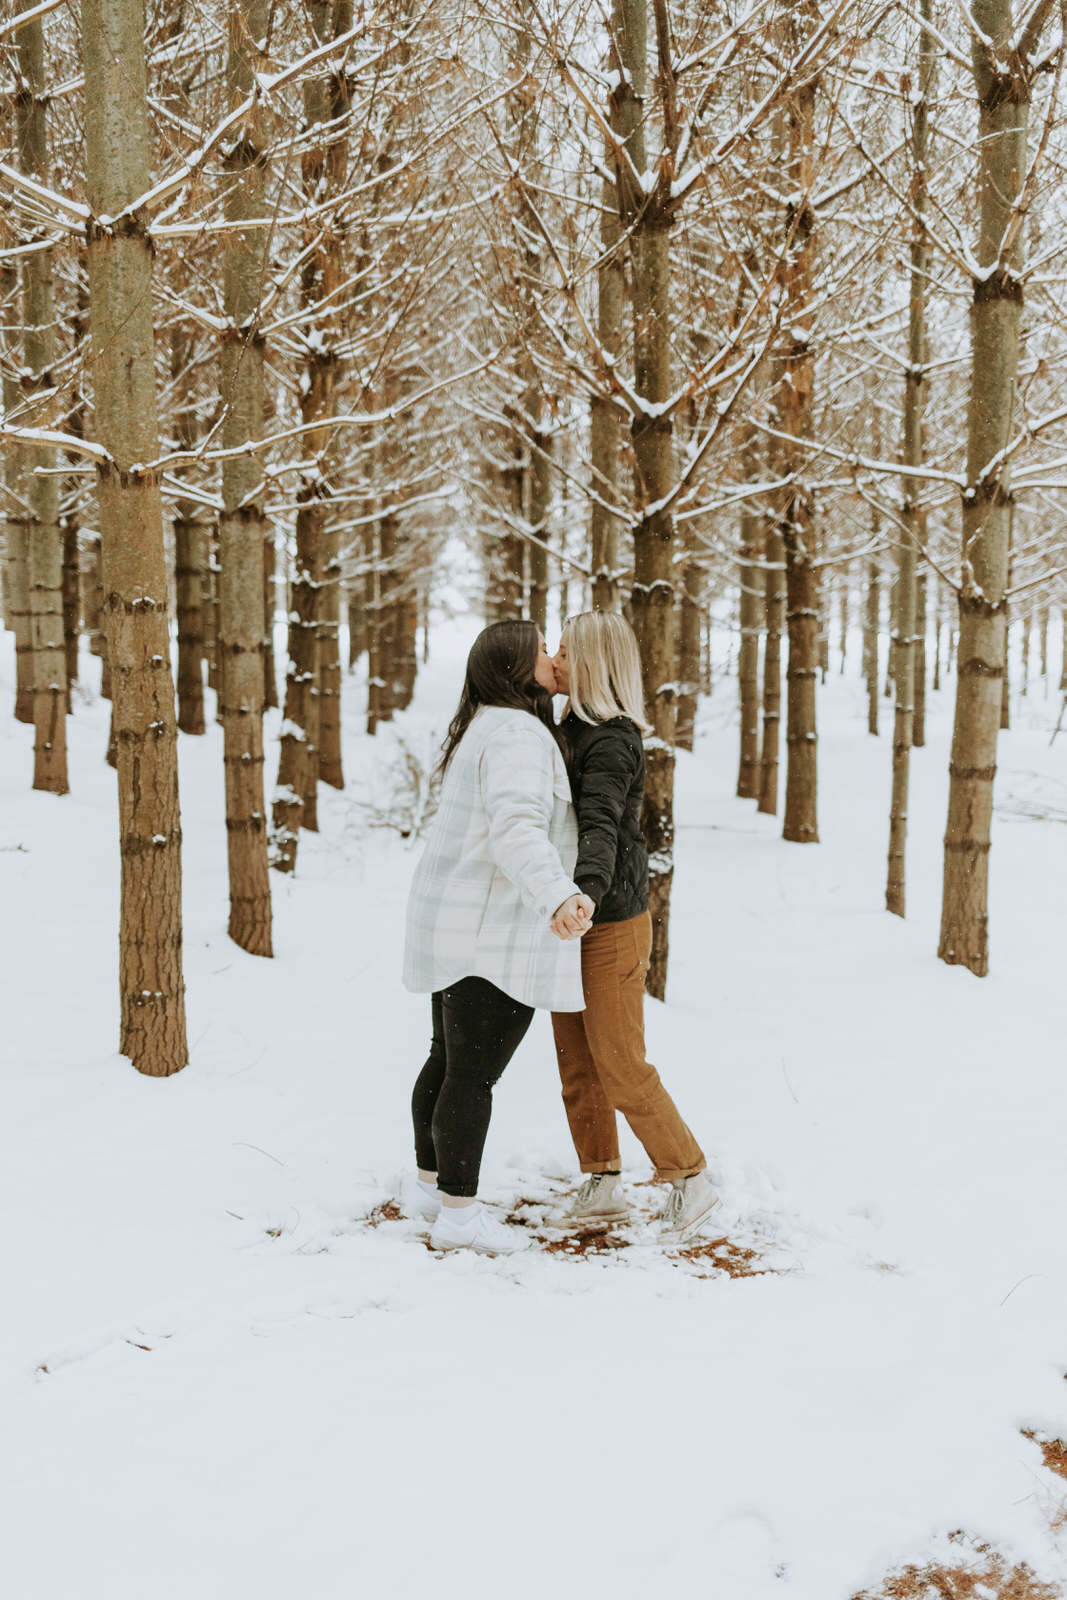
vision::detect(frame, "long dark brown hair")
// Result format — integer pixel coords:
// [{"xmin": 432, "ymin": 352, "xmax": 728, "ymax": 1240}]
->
[{"xmin": 438, "ymin": 620, "xmax": 567, "ymax": 774}]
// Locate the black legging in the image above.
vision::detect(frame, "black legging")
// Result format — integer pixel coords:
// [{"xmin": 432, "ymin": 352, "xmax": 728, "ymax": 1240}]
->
[{"xmin": 411, "ymin": 976, "xmax": 535, "ymax": 1197}]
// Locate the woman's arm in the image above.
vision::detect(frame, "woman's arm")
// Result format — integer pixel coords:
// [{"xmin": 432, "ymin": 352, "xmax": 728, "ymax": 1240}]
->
[
  {"xmin": 480, "ymin": 727, "xmax": 581, "ymax": 921},
  {"xmin": 572, "ymin": 728, "xmax": 639, "ymax": 907}
]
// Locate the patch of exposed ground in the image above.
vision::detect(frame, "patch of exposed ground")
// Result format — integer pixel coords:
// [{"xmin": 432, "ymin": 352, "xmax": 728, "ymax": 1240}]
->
[
  {"xmin": 366, "ymin": 1201, "xmax": 402, "ymax": 1227},
  {"xmin": 1023, "ymin": 1431, "xmax": 1067, "ymax": 1483},
  {"xmin": 674, "ymin": 1235, "xmax": 770, "ymax": 1279},
  {"xmin": 852, "ymin": 1533, "xmax": 1060, "ymax": 1599}
]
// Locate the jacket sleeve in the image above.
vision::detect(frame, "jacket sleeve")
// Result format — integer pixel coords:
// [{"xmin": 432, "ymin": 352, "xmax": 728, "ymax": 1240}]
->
[
  {"xmin": 573, "ymin": 726, "xmax": 639, "ymax": 906},
  {"xmin": 480, "ymin": 727, "xmax": 580, "ymax": 920}
]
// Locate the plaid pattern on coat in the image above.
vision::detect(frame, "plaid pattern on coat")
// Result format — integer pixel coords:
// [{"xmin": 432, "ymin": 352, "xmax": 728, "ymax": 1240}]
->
[{"xmin": 403, "ymin": 706, "xmax": 583, "ymax": 1012}]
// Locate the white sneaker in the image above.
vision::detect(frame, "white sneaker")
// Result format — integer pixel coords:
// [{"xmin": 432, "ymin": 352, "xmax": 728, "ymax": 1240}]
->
[
  {"xmin": 430, "ymin": 1203, "xmax": 529, "ymax": 1256},
  {"xmin": 399, "ymin": 1174, "xmax": 441, "ymax": 1222},
  {"xmin": 657, "ymin": 1171, "xmax": 720, "ymax": 1242},
  {"xmin": 545, "ymin": 1173, "xmax": 629, "ymax": 1230}
]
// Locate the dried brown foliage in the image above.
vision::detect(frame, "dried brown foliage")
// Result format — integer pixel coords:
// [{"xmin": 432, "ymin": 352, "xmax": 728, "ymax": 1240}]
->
[{"xmin": 853, "ymin": 1533, "xmax": 1060, "ymax": 1600}]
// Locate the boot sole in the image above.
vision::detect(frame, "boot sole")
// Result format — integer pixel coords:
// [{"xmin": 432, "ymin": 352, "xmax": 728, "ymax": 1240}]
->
[
  {"xmin": 543, "ymin": 1212, "xmax": 630, "ymax": 1232},
  {"xmin": 432, "ymin": 1237, "xmax": 527, "ymax": 1257},
  {"xmin": 658, "ymin": 1194, "xmax": 721, "ymax": 1245}
]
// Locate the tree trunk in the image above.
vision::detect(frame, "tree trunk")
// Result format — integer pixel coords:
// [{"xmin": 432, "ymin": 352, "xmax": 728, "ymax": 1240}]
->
[
  {"xmin": 864, "ymin": 558, "xmax": 879, "ymax": 735},
  {"xmin": 62, "ymin": 517, "xmax": 80, "ymax": 697},
  {"xmin": 218, "ymin": 0, "xmax": 273, "ymax": 958},
  {"xmin": 939, "ymin": 0, "xmax": 1036, "ymax": 976},
  {"xmin": 780, "ymin": 69, "xmax": 819, "ymax": 845},
  {"xmin": 528, "ymin": 436, "xmax": 551, "ymax": 633},
  {"xmin": 18, "ymin": 2, "xmax": 67, "ymax": 793},
  {"xmin": 590, "ymin": 3, "xmax": 633, "ymax": 615},
  {"xmin": 630, "ymin": 220, "xmax": 676, "ymax": 999},
  {"xmin": 3, "ymin": 253, "xmax": 34, "ymax": 725},
  {"xmin": 202, "ymin": 527, "xmax": 219, "ymax": 696},
  {"xmin": 838, "ymin": 569, "xmax": 849, "ymax": 673},
  {"xmin": 82, "ymin": 0, "xmax": 187, "ymax": 1074},
  {"xmin": 172, "ymin": 326, "xmax": 205, "ymax": 737},
  {"xmin": 758, "ymin": 528, "xmax": 784, "ymax": 814},
  {"xmin": 318, "ymin": 520, "xmax": 343, "ymax": 787},
  {"xmin": 737, "ymin": 510, "xmax": 762, "ymax": 797},
  {"xmin": 1039, "ymin": 602, "xmax": 1049, "ymax": 679},
  {"xmin": 887, "ymin": 1, "xmax": 932, "ymax": 915},
  {"xmin": 675, "ymin": 557, "xmax": 702, "ymax": 753},
  {"xmin": 272, "ymin": 503, "xmax": 321, "ymax": 869},
  {"xmin": 914, "ymin": 571, "xmax": 927, "ymax": 746},
  {"xmin": 175, "ymin": 516, "xmax": 205, "ymax": 735},
  {"xmin": 263, "ymin": 526, "xmax": 278, "ymax": 711},
  {"xmin": 347, "ymin": 551, "xmax": 367, "ymax": 666}
]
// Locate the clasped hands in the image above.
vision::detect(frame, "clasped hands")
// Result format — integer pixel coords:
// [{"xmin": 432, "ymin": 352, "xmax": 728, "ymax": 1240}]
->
[{"xmin": 550, "ymin": 893, "xmax": 595, "ymax": 941}]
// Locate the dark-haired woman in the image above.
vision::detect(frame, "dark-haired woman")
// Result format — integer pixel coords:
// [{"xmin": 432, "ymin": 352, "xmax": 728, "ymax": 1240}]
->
[{"xmin": 402, "ymin": 621, "xmax": 594, "ymax": 1256}]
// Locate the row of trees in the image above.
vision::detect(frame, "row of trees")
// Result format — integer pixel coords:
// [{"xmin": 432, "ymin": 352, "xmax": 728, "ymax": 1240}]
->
[{"xmin": 3, "ymin": 0, "xmax": 1067, "ymax": 1075}]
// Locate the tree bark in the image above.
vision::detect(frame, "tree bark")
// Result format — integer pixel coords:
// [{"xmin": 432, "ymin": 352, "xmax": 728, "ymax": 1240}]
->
[
  {"xmin": 939, "ymin": 0, "xmax": 1036, "ymax": 975},
  {"xmin": 589, "ymin": 0, "xmax": 633, "ymax": 614},
  {"xmin": 272, "ymin": 504, "xmax": 321, "ymax": 868},
  {"xmin": 175, "ymin": 515, "xmax": 205, "ymax": 735},
  {"xmin": 675, "ymin": 557, "xmax": 702, "ymax": 753},
  {"xmin": 779, "ymin": 67, "xmax": 819, "ymax": 846},
  {"xmin": 61, "ymin": 517, "xmax": 80, "ymax": 698},
  {"xmin": 218, "ymin": 0, "xmax": 273, "ymax": 958},
  {"xmin": 737, "ymin": 510, "xmax": 762, "ymax": 796},
  {"xmin": 914, "ymin": 571, "xmax": 927, "ymax": 746},
  {"xmin": 758, "ymin": 528, "xmax": 784, "ymax": 814},
  {"xmin": 18, "ymin": 1, "xmax": 67, "ymax": 793},
  {"xmin": 82, "ymin": 0, "xmax": 187, "ymax": 1074},
  {"xmin": 263, "ymin": 526, "xmax": 278, "ymax": 711},
  {"xmin": 318, "ymin": 519, "xmax": 343, "ymax": 786},
  {"xmin": 864, "ymin": 558, "xmax": 879, "ymax": 735},
  {"xmin": 887, "ymin": 0, "xmax": 932, "ymax": 916},
  {"xmin": 172, "ymin": 325, "xmax": 205, "ymax": 737}
]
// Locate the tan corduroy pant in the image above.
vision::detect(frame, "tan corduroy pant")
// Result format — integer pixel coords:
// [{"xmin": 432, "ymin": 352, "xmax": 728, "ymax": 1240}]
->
[{"xmin": 551, "ymin": 911, "xmax": 705, "ymax": 1182}]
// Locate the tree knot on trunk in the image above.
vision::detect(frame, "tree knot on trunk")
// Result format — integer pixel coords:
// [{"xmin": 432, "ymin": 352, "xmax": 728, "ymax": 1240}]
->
[
  {"xmin": 221, "ymin": 325, "xmax": 267, "ymax": 350},
  {"xmin": 978, "ymin": 69, "xmax": 1030, "ymax": 114},
  {"xmin": 222, "ymin": 503, "xmax": 267, "ymax": 526},
  {"xmin": 948, "ymin": 762, "xmax": 997, "ymax": 782},
  {"xmin": 631, "ymin": 413, "xmax": 673, "ymax": 441},
  {"xmin": 86, "ymin": 211, "xmax": 152, "ymax": 245},
  {"xmin": 972, "ymin": 269, "xmax": 1023, "ymax": 306},
  {"xmin": 223, "ymin": 137, "xmax": 268, "ymax": 174},
  {"xmin": 958, "ymin": 593, "xmax": 1008, "ymax": 620},
  {"xmin": 784, "ymin": 198, "xmax": 816, "ymax": 242},
  {"xmin": 957, "ymin": 656, "xmax": 1004, "ymax": 680},
  {"xmin": 95, "ymin": 461, "xmax": 163, "ymax": 492}
]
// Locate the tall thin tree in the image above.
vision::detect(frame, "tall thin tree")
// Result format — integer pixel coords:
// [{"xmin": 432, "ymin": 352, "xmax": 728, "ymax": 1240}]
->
[
  {"xmin": 82, "ymin": 0, "xmax": 187, "ymax": 1074},
  {"xmin": 17, "ymin": 0, "xmax": 67, "ymax": 793},
  {"xmin": 938, "ymin": 0, "xmax": 1053, "ymax": 974},
  {"xmin": 218, "ymin": 0, "xmax": 274, "ymax": 957}
]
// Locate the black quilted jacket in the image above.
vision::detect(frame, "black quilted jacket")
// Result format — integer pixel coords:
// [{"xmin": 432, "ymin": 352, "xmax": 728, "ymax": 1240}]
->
[{"xmin": 564, "ymin": 711, "xmax": 649, "ymax": 926}]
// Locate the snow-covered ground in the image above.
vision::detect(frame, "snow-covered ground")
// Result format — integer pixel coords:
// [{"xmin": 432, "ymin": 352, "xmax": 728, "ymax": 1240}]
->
[{"xmin": 4, "ymin": 611, "xmax": 1067, "ymax": 1599}]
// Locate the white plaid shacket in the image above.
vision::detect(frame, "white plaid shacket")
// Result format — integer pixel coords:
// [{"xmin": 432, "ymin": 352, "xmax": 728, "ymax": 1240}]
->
[{"xmin": 403, "ymin": 705, "xmax": 583, "ymax": 1011}]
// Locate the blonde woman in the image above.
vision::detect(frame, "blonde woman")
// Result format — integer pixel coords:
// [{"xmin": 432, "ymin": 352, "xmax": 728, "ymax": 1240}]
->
[{"xmin": 547, "ymin": 612, "xmax": 719, "ymax": 1240}]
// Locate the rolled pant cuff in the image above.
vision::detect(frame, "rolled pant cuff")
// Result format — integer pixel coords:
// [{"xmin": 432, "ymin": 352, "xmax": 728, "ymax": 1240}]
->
[
  {"xmin": 579, "ymin": 1159, "xmax": 622, "ymax": 1175},
  {"xmin": 438, "ymin": 1184, "xmax": 479, "ymax": 1199},
  {"xmin": 654, "ymin": 1164, "xmax": 705, "ymax": 1184}
]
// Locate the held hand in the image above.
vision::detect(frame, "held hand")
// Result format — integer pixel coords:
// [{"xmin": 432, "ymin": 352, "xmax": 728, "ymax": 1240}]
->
[{"xmin": 550, "ymin": 893, "xmax": 595, "ymax": 940}]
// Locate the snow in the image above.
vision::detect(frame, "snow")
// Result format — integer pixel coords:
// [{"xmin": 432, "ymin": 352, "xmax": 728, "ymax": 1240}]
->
[{"xmin": 4, "ymin": 617, "xmax": 1067, "ymax": 1598}]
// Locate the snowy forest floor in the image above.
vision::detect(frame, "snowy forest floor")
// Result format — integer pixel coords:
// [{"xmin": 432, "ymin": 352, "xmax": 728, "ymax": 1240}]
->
[{"xmin": 4, "ymin": 614, "xmax": 1067, "ymax": 1600}]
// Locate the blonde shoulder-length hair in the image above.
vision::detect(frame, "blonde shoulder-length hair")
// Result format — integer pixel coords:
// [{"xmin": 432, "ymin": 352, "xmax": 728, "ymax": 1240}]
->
[{"xmin": 562, "ymin": 611, "xmax": 652, "ymax": 735}]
